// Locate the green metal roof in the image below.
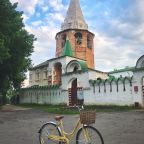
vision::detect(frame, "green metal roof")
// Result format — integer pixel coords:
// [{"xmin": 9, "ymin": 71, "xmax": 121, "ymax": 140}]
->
[
  {"xmin": 22, "ymin": 84, "xmax": 61, "ymax": 90},
  {"xmin": 109, "ymin": 66, "xmax": 135, "ymax": 74},
  {"xmin": 78, "ymin": 61, "xmax": 88, "ymax": 71},
  {"xmin": 89, "ymin": 76, "xmax": 133, "ymax": 85},
  {"xmin": 134, "ymin": 67, "xmax": 144, "ymax": 72},
  {"xmin": 62, "ymin": 39, "xmax": 73, "ymax": 57},
  {"xmin": 108, "ymin": 75, "xmax": 115, "ymax": 81}
]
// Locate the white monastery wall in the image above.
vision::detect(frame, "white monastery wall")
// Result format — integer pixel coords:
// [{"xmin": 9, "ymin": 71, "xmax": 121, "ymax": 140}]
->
[
  {"xmin": 48, "ymin": 56, "xmax": 81, "ymax": 74},
  {"xmin": 83, "ymin": 75, "xmax": 143, "ymax": 106},
  {"xmin": 20, "ymin": 87, "xmax": 67, "ymax": 105},
  {"xmin": 62, "ymin": 71, "xmax": 90, "ymax": 89},
  {"xmin": 29, "ymin": 66, "xmax": 48, "ymax": 87},
  {"xmin": 20, "ymin": 68, "xmax": 144, "ymax": 107},
  {"xmin": 29, "ymin": 56, "xmax": 86, "ymax": 87},
  {"xmin": 132, "ymin": 71, "xmax": 144, "ymax": 107},
  {"xmin": 88, "ymin": 70, "xmax": 108, "ymax": 80},
  {"xmin": 20, "ymin": 75, "xmax": 143, "ymax": 107}
]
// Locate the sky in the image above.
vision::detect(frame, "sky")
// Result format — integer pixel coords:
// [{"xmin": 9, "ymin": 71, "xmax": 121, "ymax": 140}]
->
[{"xmin": 9, "ymin": 0, "xmax": 144, "ymax": 73}]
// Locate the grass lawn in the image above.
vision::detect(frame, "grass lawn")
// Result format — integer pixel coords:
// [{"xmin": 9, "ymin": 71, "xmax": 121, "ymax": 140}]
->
[{"xmin": 19, "ymin": 104, "xmax": 136, "ymax": 114}]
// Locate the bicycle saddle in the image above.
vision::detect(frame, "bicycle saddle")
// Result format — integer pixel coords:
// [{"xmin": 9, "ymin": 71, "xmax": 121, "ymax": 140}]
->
[{"xmin": 55, "ymin": 115, "xmax": 64, "ymax": 121}]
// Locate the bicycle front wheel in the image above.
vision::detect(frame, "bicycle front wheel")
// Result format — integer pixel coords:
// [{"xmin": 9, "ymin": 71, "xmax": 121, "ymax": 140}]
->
[
  {"xmin": 76, "ymin": 126, "xmax": 104, "ymax": 144},
  {"xmin": 39, "ymin": 122, "xmax": 61, "ymax": 144}
]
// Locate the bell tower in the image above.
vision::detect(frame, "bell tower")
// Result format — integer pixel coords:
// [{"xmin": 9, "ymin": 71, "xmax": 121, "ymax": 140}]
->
[{"xmin": 55, "ymin": 0, "xmax": 95, "ymax": 69}]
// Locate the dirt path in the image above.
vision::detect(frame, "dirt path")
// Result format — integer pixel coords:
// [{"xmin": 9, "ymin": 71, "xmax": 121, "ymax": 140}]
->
[
  {"xmin": 0, "ymin": 105, "xmax": 144, "ymax": 144},
  {"xmin": 1, "ymin": 104, "xmax": 31, "ymax": 111}
]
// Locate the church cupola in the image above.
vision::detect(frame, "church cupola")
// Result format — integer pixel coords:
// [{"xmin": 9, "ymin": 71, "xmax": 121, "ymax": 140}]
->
[{"xmin": 55, "ymin": 0, "xmax": 95, "ymax": 69}]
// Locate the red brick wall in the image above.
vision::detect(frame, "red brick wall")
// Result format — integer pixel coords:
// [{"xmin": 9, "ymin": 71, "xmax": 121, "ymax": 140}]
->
[
  {"xmin": 55, "ymin": 29, "xmax": 95, "ymax": 69},
  {"xmin": 53, "ymin": 64, "xmax": 62, "ymax": 85}
]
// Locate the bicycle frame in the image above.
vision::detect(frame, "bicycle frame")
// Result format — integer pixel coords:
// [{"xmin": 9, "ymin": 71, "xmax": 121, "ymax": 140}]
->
[
  {"xmin": 39, "ymin": 106, "xmax": 94, "ymax": 144},
  {"xmin": 48, "ymin": 118, "xmax": 84, "ymax": 144}
]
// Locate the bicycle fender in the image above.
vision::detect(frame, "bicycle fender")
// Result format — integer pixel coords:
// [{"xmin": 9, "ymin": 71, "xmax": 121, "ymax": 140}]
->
[
  {"xmin": 38, "ymin": 121, "xmax": 61, "ymax": 134},
  {"xmin": 76, "ymin": 124, "xmax": 87, "ymax": 133},
  {"xmin": 78, "ymin": 124, "xmax": 87, "ymax": 130}
]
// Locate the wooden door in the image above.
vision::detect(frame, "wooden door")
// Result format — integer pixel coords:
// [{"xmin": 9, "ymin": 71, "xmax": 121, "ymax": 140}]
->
[{"xmin": 69, "ymin": 79, "xmax": 77, "ymax": 106}]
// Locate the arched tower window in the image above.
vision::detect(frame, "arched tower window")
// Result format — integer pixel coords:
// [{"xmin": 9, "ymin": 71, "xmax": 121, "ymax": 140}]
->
[
  {"xmin": 53, "ymin": 62, "xmax": 62, "ymax": 85},
  {"xmin": 87, "ymin": 34, "xmax": 92, "ymax": 48},
  {"xmin": 75, "ymin": 32, "xmax": 82, "ymax": 45},
  {"xmin": 61, "ymin": 34, "xmax": 66, "ymax": 48}
]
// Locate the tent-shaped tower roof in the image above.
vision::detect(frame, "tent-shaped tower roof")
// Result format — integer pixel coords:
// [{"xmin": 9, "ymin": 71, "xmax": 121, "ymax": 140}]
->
[{"xmin": 61, "ymin": 0, "xmax": 88, "ymax": 31}]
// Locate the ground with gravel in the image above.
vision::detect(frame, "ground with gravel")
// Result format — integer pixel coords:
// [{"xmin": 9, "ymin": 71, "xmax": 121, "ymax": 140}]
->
[{"xmin": 0, "ymin": 105, "xmax": 144, "ymax": 144}]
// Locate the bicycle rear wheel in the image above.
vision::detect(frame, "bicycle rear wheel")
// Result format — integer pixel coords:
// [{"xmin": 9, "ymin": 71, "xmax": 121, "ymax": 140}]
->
[
  {"xmin": 76, "ymin": 126, "xmax": 104, "ymax": 144},
  {"xmin": 39, "ymin": 122, "xmax": 61, "ymax": 144}
]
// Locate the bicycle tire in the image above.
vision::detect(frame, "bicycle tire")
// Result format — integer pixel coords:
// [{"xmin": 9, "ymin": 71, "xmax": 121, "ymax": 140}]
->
[
  {"xmin": 39, "ymin": 122, "xmax": 62, "ymax": 144},
  {"xmin": 76, "ymin": 125, "xmax": 104, "ymax": 144}
]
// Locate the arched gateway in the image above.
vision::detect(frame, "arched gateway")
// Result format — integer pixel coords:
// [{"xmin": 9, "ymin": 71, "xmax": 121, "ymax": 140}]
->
[{"xmin": 68, "ymin": 78, "xmax": 84, "ymax": 106}]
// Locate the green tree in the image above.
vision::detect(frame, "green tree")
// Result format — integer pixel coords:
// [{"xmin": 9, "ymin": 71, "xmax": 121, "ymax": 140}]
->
[{"xmin": 0, "ymin": 0, "xmax": 36, "ymax": 104}]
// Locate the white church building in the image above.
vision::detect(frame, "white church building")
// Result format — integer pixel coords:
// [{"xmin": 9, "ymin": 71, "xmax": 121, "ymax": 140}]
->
[{"xmin": 20, "ymin": 0, "xmax": 144, "ymax": 107}]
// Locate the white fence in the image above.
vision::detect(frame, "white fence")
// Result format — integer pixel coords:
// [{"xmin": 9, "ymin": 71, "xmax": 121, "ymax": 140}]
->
[{"xmin": 20, "ymin": 86, "xmax": 67, "ymax": 105}]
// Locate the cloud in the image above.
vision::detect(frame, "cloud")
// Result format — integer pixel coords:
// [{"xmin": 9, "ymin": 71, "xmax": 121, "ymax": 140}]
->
[
  {"xmin": 41, "ymin": 6, "xmax": 49, "ymax": 13},
  {"xmin": 93, "ymin": 30, "xmax": 143, "ymax": 71},
  {"xmin": 136, "ymin": 0, "xmax": 144, "ymax": 21},
  {"xmin": 8, "ymin": 0, "xmax": 144, "ymax": 86},
  {"xmin": 22, "ymin": 14, "xmax": 29, "ymax": 23},
  {"xmin": 10, "ymin": 0, "xmax": 39, "ymax": 16},
  {"xmin": 31, "ymin": 21, "xmax": 43, "ymax": 27},
  {"xmin": 48, "ymin": 0, "xmax": 66, "ymax": 12},
  {"xmin": 10, "ymin": 0, "xmax": 67, "ymax": 66},
  {"xmin": 82, "ymin": 0, "xmax": 144, "ymax": 71},
  {"xmin": 25, "ymin": 23, "xmax": 59, "ymax": 65},
  {"xmin": 9, "ymin": 0, "xmax": 144, "ymax": 73},
  {"xmin": 47, "ymin": 13, "xmax": 64, "ymax": 22}
]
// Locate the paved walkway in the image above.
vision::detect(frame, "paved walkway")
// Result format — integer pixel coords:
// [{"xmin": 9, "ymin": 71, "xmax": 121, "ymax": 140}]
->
[
  {"xmin": 0, "ymin": 105, "xmax": 144, "ymax": 144},
  {"xmin": 1, "ymin": 104, "xmax": 31, "ymax": 111}
]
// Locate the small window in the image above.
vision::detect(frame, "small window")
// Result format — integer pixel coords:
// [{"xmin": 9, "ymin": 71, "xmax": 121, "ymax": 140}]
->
[
  {"xmin": 68, "ymin": 22, "xmax": 72, "ymax": 27},
  {"xmin": 75, "ymin": 32, "xmax": 82, "ymax": 45},
  {"xmin": 73, "ymin": 66, "xmax": 78, "ymax": 72},
  {"xmin": 61, "ymin": 34, "xmax": 66, "ymax": 48},
  {"xmin": 87, "ymin": 34, "xmax": 92, "ymax": 48},
  {"xmin": 29, "ymin": 74, "xmax": 32, "ymax": 81},
  {"xmin": 35, "ymin": 71, "xmax": 40, "ymax": 81},
  {"xmin": 43, "ymin": 70, "xmax": 47, "ymax": 79},
  {"xmin": 97, "ymin": 78, "xmax": 101, "ymax": 81}
]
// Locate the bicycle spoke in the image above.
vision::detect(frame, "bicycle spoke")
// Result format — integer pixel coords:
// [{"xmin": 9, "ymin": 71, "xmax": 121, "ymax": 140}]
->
[{"xmin": 39, "ymin": 123, "xmax": 61, "ymax": 144}]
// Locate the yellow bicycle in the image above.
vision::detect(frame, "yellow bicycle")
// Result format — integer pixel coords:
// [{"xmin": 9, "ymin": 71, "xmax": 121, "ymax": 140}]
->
[{"xmin": 38, "ymin": 106, "xmax": 104, "ymax": 144}]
